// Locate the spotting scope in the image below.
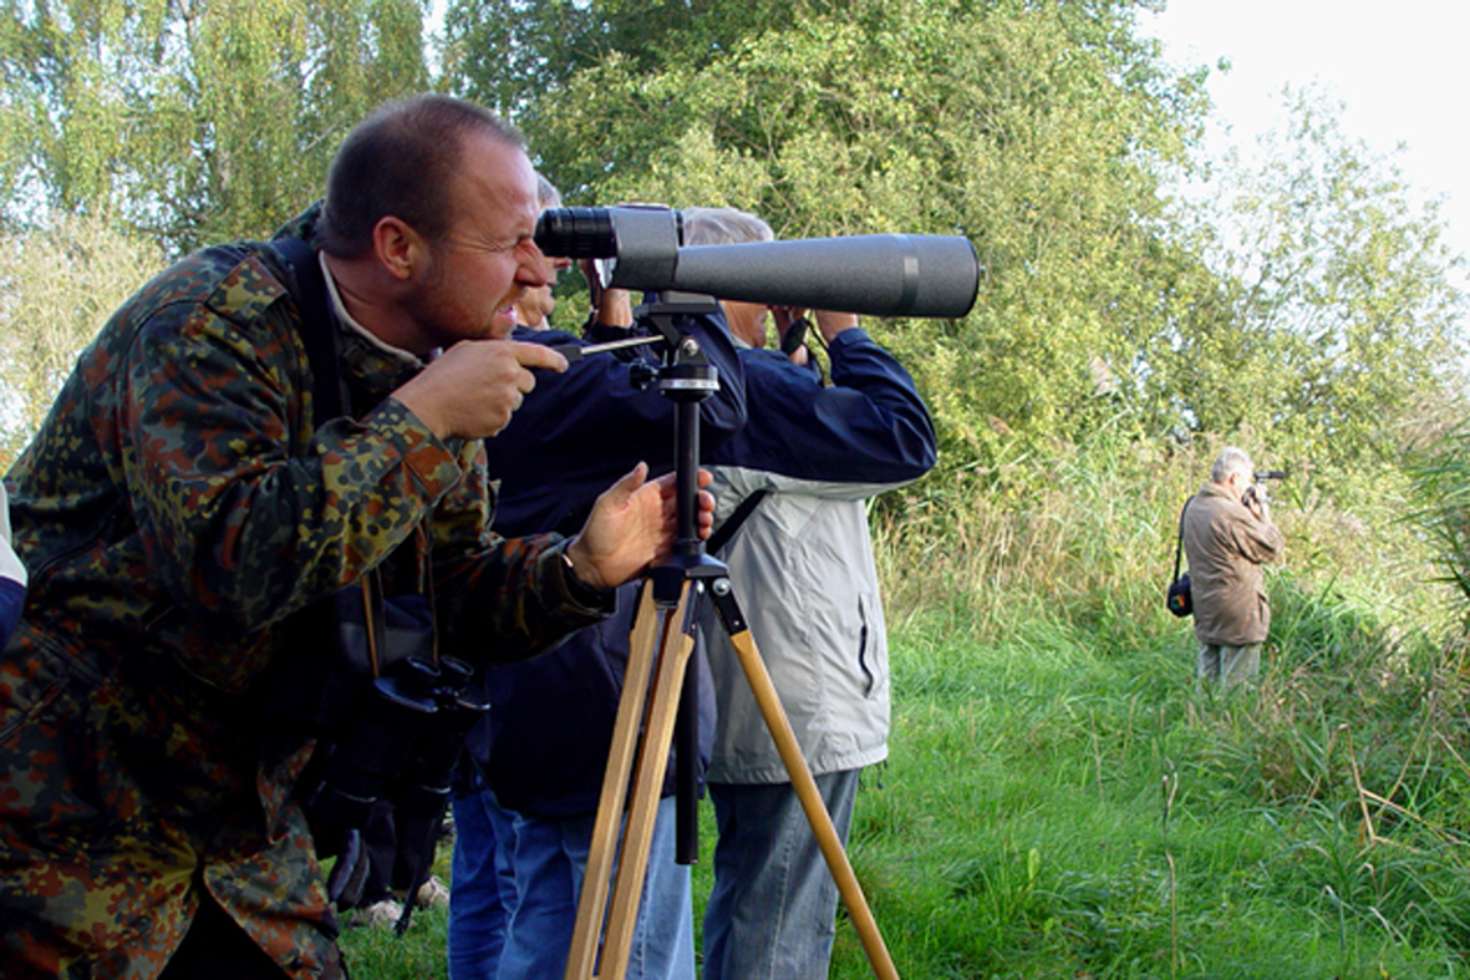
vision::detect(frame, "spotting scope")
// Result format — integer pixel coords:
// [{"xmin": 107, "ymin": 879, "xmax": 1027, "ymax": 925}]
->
[{"xmin": 534, "ymin": 206, "xmax": 980, "ymax": 319}]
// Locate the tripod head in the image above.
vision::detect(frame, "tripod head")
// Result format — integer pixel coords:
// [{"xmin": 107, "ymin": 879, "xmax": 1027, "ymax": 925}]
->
[{"xmin": 627, "ymin": 291, "xmax": 732, "ymax": 605}]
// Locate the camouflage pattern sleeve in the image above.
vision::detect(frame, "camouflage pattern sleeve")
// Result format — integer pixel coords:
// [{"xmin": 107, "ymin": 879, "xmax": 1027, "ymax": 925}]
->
[
  {"xmin": 430, "ymin": 440, "xmax": 614, "ymax": 663},
  {"xmin": 117, "ymin": 264, "xmax": 465, "ymax": 633}
]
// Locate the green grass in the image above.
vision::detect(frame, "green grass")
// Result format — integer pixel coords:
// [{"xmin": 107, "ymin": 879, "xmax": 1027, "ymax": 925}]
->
[
  {"xmin": 343, "ymin": 438, "xmax": 1470, "ymax": 976},
  {"xmin": 341, "ymin": 573, "xmax": 1470, "ymax": 977},
  {"xmin": 822, "ymin": 612, "xmax": 1470, "ymax": 978}
]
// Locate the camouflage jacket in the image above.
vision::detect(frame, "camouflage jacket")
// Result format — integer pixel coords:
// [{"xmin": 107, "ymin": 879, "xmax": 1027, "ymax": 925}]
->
[{"xmin": 0, "ymin": 206, "xmax": 611, "ymax": 978}]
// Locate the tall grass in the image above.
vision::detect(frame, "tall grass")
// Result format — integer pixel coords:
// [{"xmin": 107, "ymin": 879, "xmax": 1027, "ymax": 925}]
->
[
  {"xmin": 875, "ymin": 424, "xmax": 1454, "ymax": 646},
  {"xmin": 1406, "ymin": 420, "xmax": 1470, "ymax": 613},
  {"xmin": 343, "ymin": 428, "xmax": 1470, "ymax": 976},
  {"xmin": 844, "ymin": 427, "xmax": 1470, "ymax": 976}
]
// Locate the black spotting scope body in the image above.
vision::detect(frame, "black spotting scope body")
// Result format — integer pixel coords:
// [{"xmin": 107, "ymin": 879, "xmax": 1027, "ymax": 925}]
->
[{"xmin": 534, "ymin": 206, "xmax": 980, "ymax": 320}]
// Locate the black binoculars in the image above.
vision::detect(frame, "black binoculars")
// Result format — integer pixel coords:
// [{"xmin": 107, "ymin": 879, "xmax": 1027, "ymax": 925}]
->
[{"xmin": 307, "ymin": 654, "xmax": 486, "ymax": 834}]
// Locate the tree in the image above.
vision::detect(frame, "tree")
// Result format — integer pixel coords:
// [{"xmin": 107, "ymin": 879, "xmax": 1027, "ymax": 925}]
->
[
  {"xmin": 446, "ymin": 1, "xmax": 1466, "ymax": 494},
  {"xmin": 1, "ymin": 0, "xmax": 430, "ymax": 253},
  {"xmin": 0, "ymin": 210, "xmax": 164, "ymax": 464},
  {"xmin": 1152, "ymin": 88, "xmax": 1468, "ymax": 468},
  {"xmin": 447, "ymin": 0, "xmax": 1213, "ymax": 481}
]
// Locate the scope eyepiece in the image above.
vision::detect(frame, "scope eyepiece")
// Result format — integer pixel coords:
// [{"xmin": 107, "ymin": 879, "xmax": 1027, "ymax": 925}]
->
[
  {"xmin": 534, "ymin": 207, "xmax": 619, "ymax": 259},
  {"xmin": 535, "ymin": 205, "xmax": 687, "ymax": 260}
]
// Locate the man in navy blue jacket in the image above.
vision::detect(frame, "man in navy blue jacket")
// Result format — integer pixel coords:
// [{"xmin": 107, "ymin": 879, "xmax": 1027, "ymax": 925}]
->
[{"xmin": 447, "ymin": 279, "xmax": 744, "ymax": 980}]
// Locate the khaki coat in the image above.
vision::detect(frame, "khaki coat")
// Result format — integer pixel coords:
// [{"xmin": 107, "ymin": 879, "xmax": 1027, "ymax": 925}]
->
[{"xmin": 1181, "ymin": 481, "xmax": 1285, "ymax": 646}]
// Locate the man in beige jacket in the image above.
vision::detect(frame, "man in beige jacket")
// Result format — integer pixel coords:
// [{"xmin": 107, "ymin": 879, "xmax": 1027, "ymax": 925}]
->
[{"xmin": 1182, "ymin": 447, "xmax": 1285, "ymax": 686}]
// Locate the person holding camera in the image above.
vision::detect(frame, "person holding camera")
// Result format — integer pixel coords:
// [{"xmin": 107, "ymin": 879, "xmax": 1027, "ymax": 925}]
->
[
  {"xmin": 0, "ymin": 94, "xmax": 713, "ymax": 978},
  {"xmin": 1181, "ymin": 447, "xmax": 1285, "ymax": 687},
  {"xmin": 681, "ymin": 206, "xmax": 938, "ymax": 980}
]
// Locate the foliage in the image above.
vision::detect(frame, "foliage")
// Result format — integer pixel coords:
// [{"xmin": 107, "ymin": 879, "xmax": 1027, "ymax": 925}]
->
[
  {"xmin": 453, "ymin": 0, "xmax": 1202, "ymax": 456},
  {"xmin": 439, "ymin": 0, "xmax": 797, "ymax": 122},
  {"xmin": 3, "ymin": 2, "xmax": 1463, "ymax": 488},
  {"xmin": 446, "ymin": 0, "xmax": 1466, "ymax": 514},
  {"xmin": 1155, "ymin": 88, "xmax": 1469, "ymax": 468},
  {"xmin": 0, "ymin": 209, "xmax": 164, "ymax": 465},
  {"xmin": 1406, "ymin": 419, "xmax": 1470, "ymax": 619},
  {"xmin": 0, "ymin": 0, "xmax": 430, "ymax": 252}
]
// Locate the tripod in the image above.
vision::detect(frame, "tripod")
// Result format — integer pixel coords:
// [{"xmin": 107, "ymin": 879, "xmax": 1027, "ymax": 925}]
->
[{"xmin": 564, "ymin": 297, "xmax": 898, "ymax": 980}]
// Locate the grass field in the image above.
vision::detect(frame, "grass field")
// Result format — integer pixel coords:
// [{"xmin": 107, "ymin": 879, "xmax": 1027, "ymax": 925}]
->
[
  {"xmin": 340, "ymin": 437, "xmax": 1470, "ymax": 977},
  {"xmin": 340, "ymin": 564, "xmax": 1470, "ymax": 978}
]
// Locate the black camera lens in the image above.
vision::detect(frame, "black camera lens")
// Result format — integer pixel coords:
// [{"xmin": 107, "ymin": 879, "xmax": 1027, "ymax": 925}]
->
[{"xmin": 535, "ymin": 207, "xmax": 617, "ymax": 258}]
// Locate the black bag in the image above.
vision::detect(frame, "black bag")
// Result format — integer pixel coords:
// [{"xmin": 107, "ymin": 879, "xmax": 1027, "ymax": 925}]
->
[{"xmin": 1166, "ymin": 497, "xmax": 1193, "ymax": 618}]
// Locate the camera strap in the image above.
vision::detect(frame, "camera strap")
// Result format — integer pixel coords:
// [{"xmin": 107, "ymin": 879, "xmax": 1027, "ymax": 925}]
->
[
  {"xmin": 269, "ymin": 237, "xmax": 439, "ymax": 678},
  {"xmin": 707, "ymin": 489, "xmax": 770, "ymax": 555},
  {"xmin": 268, "ymin": 236, "xmax": 345, "ymax": 420},
  {"xmin": 1172, "ymin": 496, "xmax": 1193, "ymax": 582}
]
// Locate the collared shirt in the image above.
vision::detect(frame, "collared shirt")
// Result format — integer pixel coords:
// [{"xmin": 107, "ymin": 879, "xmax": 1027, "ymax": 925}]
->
[{"xmin": 318, "ymin": 251, "xmax": 424, "ymax": 369}]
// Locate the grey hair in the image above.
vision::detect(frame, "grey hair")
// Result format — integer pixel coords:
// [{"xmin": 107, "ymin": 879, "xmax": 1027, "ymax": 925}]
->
[
  {"xmin": 536, "ymin": 174, "xmax": 562, "ymax": 210},
  {"xmin": 681, "ymin": 206, "xmax": 774, "ymax": 246},
  {"xmin": 1211, "ymin": 447, "xmax": 1253, "ymax": 484}
]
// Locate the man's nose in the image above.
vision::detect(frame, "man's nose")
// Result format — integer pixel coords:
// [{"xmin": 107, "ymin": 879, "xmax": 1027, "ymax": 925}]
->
[{"xmin": 519, "ymin": 244, "xmax": 552, "ymax": 287}]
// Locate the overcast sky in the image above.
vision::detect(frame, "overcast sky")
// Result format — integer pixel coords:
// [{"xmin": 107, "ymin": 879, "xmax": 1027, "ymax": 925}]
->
[{"xmin": 1142, "ymin": 0, "xmax": 1469, "ymax": 284}]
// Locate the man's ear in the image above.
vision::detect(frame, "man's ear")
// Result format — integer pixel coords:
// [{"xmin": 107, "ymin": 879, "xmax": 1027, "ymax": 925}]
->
[{"xmin": 372, "ymin": 216, "xmax": 424, "ymax": 282}]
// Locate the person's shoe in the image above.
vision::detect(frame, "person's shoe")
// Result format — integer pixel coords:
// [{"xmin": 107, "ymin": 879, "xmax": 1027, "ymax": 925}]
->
[
  {"xmin": 353, "ymin": 898, "xmax": 403, "ymax": 930},
  {"xmin": 415, "ymin": 875, "xmax": 450, "ymax": 910}
]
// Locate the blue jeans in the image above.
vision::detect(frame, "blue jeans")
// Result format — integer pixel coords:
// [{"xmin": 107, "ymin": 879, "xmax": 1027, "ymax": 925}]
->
[
  {"xmin": 703, "ymin": 769, "xmax": 862, "ymax": 980},
  {"xmin": 448, "ymin": 789, "xmax": 520, "ymax": 980},
  {"xmin": 450, "ymin": 790, "xmax": 695, "ymax": 980}
]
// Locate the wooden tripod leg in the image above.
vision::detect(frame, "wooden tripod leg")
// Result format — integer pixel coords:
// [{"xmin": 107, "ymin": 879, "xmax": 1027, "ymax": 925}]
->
[
  {"xmin": 599, "ymin": 580, "xmax": 696, "ymax": 979},
  {"xmin": 565, "ymin": 584, "xmax": 662, "ymax": 980},
  {"xmin": 724, "ymin": 625, "xmax": 900, "ymax": 980}
]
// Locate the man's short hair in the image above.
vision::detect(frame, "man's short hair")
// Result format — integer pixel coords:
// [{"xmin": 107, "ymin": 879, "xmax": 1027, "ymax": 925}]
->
[
  {"xmin": 681, "ymin": 206, "xmax": 774, "ymax": 247},
  {"xmin": 1211, "ymin": 446, "xmax": 1253, "ymax": 484},
  {"xmin": 536, "ymin": 174, "xmax": 563, "ymax": 211},
  {"xmin": 318, "ymin": 94, "xmax": 523, "ymax": 258}
]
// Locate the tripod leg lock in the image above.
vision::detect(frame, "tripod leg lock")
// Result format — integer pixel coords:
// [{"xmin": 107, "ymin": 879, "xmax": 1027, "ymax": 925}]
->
[{"xmin": 709, "ymin": 577, "xmax": 747, "ymax": 634}]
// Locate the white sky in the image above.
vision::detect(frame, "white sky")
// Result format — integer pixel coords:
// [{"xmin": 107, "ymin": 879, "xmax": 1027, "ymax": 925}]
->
[{"xmin": 1142, "ymin": 0, "xmax": 1470, "ymax": 280}]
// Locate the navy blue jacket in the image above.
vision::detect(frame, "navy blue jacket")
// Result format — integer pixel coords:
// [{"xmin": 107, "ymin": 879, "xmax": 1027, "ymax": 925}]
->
[
  {"xmin": 706, "ymin": 329, "xmax": 935, "ymax": 480},
  {"xmin": 470, "ymin": 311, "xmax": 745, "ymax": 818}
]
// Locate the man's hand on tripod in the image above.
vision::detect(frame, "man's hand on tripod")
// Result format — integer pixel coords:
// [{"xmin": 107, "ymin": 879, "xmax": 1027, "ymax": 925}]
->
[{"xmin": 565, "ymin": 463, "xmax": 715, "ymax": 588}]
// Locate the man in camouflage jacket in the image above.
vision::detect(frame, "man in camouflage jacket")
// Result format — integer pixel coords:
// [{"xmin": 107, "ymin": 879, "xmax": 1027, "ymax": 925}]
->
[{"xmin": 0, "ymin": 95, "xmax": 703, "ymax": 978}]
